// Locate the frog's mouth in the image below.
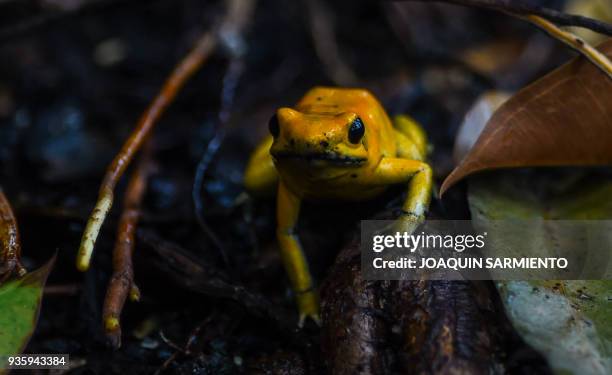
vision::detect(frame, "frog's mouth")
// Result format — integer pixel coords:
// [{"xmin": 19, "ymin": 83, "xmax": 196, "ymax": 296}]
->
[{"xmin": 272, "ymin": 151, "xmax": 366, "ymax": 166}]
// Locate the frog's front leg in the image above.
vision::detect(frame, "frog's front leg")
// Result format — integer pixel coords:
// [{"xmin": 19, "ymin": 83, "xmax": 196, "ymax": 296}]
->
[
  {"xmin": 374, "ymin": 158, "xmax": 433, "ymax": 233},
  {"xmin": 244, "ymin": 135, "xmax": 279, "ymax": 197},
  {"xmin": 276, "ymin": 181, "xmax": 320, "ymax": 326}
]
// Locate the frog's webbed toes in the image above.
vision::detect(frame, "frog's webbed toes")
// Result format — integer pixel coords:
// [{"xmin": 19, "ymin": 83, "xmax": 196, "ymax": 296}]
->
[
  {"xmin": 298, "ymin": 311, "xmax": 322, "ymax": 328},
  {"xmin": 296, "ymin": 289, "xmax": 321, "ymax": 328}
]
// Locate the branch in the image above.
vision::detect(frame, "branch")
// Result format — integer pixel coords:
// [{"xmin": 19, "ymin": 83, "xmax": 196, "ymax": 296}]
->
[
  {"xmin": 76, "ymin": 0, "xmax": 254, "ymax": 272},
  {"xmin": 102, "ymin": 139, "xmax": 153, "ymax": 349},
  {"xmin": 524, "ymin": 15, "xmax": 612, "ymax": 80},
  {"xmin": 76, "ymin": 31, "xmax": 216, "ymax": 271},
  {"xmin": 390, "ymin": 0, "xmax": 612, "ymax": 36}
]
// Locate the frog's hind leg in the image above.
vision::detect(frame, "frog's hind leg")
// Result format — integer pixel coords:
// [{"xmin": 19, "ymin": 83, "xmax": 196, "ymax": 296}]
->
[
  {"xmin": 244, "ymin": 135, "xmax": 279, "ymax": 197},
  {"xmin": 392, "ymin": 115, "xmax": 428, "ymax": 161}
]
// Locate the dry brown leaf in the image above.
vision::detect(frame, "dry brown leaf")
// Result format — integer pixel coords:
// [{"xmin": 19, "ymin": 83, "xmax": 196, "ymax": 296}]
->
[{"xmin": 441, "ymin": 38, "xmax": 612, "ymax": 195}]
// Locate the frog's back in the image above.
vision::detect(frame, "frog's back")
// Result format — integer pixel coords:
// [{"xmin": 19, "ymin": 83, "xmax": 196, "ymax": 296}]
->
[
  {"xmin": 296, "ymin": 87, "xmax": 385, "ymax": 121},
  {"xmin": 297, "ymin": 87, "xmax": 381, "ymax": 121}
]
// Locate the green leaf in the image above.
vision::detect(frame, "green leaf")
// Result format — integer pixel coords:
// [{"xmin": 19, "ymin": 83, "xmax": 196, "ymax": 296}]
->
[
  {"xmin": 468, "ymin": 170, "xmax": 612, "ymax": 375},
  {"xmin": 0, "ymin": 256, "xmax": 55, "ymax": 360}
]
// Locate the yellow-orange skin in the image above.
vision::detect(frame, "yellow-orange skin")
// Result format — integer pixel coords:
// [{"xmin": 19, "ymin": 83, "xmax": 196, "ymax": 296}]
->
[{"xmin": 244, "ymin": 87, "xmax": 432, "ymax": 325}]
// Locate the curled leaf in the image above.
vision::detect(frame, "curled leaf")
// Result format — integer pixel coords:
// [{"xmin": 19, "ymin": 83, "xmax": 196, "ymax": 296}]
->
[{"xmin": 441, "ymin": 39, "xmax": 612, "ymax": 195}]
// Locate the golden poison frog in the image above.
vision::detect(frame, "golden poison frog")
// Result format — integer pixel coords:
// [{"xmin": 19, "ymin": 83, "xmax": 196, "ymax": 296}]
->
[{"xmin": 244, "ymin": 87, "xmax": 432, "ymax": 325}]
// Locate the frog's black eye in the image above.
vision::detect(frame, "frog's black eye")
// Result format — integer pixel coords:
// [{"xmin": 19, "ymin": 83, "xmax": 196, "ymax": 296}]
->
[
  {"xmin": 348, "ymin": 117, "xmax": 365, "ymax": 144},
  {"xmin": 268, "ymin": 113, "xmax": 280, "ymax": 138}
]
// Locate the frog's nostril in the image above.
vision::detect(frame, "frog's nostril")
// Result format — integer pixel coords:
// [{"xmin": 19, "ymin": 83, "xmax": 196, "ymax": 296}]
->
[{"xmin": 320, "ymin": 140, "xmax": 329, "ymax": 148}]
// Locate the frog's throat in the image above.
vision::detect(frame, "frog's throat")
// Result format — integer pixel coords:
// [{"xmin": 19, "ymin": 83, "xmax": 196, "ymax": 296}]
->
[{"xmin": 271, "ymin": 151, "xmax": 367, "ymax": 166}]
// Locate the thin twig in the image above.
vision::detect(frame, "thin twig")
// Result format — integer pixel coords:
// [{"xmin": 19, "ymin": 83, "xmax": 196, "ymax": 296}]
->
[
  {"xmin": 156, "ymin": 349, "xmax": 180, "ymax": 374},
  {"xmin": 0, "ymin": 187, "xmax": 26, "ymax": 282},
  {"xmin": 159, "ymin": 330, "xmax": 186, "ymax": 353},
  {"xmin": 192, "ymin": 58, "xmax": 245, "ymax": 269},
  {"xmin": 102, "ymin": 139, "xmax": 153, "ymax": 349},
  {"xmin": 154, "ymin": 316, "xmax": 214, "ymax": 374},
  {"xmin": 76, "ymin": 32, "xmax": 216, "ymax": 271},
  {"xmin": 523, "ymin": 15, "xmax": 612, "ymax": 80},
  {"xmin": 390, "ymin": 0, "xmax": 612, "ymax": 36},
  {"xmin": 155, "ymin": 329, "xmax": 190, "ymax": 375},
  {"xmin": 191, "ymin": 0, "xmax": 254, "ymax": 267},
  {"xmin": 183, "ymin": 317, "xmax": 213, "ymax": 353}
]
